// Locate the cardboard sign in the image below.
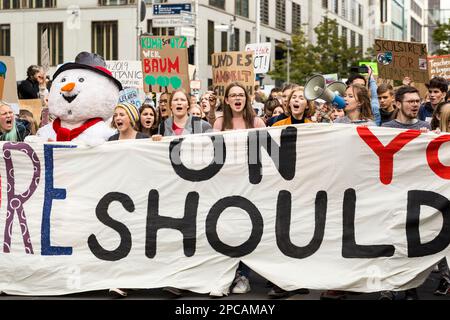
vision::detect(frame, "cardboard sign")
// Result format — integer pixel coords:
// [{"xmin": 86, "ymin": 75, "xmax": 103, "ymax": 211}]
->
[
  {"xmin": 427, "ymin": 55, "xmax": 450, "ymax": 81},
  {"xmin": 140, "ymin": 36, "xmax": 190, "ymax": 93},
  {"xmin": 211, "ymin": 51, "xmax": 255, "ymax": 99},
  {"xmin": 105, "ymin": 61, "xmax": 144, "ymax": 90},
  {"xmin": 18, "ymin": 99, "xmax": 43, "ymax": 123},
  {"xmin": 245, "ymin": 42, "xmax": 272, "ymax": 74},
  {"xmin": 374, "ymin": 39, "xmax": 429, "ymax": 83},
  {"xmin": 0, "ymin": 56, "xmax": 18, "ymax": 103}
]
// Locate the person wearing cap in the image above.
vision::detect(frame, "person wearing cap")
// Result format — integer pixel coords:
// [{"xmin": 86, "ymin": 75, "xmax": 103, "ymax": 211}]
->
[{"xmin": 108, "ymin": 102, "xmax": 149, "ymax": 141}]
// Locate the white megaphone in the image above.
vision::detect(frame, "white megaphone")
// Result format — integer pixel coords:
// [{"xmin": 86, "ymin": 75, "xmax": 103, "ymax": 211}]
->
[{"xmin": 304, "ymin": 75, "xmax": 346, "ymax": 109}]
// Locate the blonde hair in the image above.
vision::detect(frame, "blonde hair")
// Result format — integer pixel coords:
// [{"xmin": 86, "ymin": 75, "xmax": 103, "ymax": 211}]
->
[{"xmin": 439, "ymin": 102, "xmax": 450, "ymax": 133}]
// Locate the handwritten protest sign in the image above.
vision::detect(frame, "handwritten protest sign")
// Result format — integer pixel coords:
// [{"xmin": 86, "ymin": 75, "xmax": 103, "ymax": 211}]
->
[
  {"xmin": 0, "ymin": 124, "xmax": 449, "ymax": 295},
  {"xmin": 245, "ymin": 42, "xmax": 271, "ymax": 74},
  {"xmin": 105, "ymin": 61, "xmax": 144, "ymax": 91},
  {"xmin": 0, "ymin": 56, "xmax": 18, "ymax": 103},
  {"xmin": 375, "ymin": 39, "xmax": 429, "ymax": 83},
  {"xmin": 212, "ymin": 51, "xmax": 255, "ymax": 99},
  {"xmin": 428, "ymin": 55, "xmax": 450, "ymax": 81},
  {"xmin": 140, "ymin": 36, "xmax": 189, "ymax": 93},
  {"xmin": 118, "ymin": 88, "xmax": 141, "ymax": 109}
]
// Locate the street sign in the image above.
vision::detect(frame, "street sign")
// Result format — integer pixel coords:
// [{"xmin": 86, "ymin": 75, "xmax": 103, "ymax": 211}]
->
[
  {"xmin": 153, "ymin": 3, "xmax": 191, "ymax": 15},
  {"xmin": 152, "ymin": 17, "xmax": 184, "ymax": 27},
  {"xmin": 180, "ymin": 26, "xmax": 195, "ymax": 38}
]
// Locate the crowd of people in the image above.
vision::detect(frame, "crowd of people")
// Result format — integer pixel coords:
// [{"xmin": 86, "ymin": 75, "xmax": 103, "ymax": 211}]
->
[{"xmin": 0, "ymin": 63, "xmax": 449, "ymax": 300}]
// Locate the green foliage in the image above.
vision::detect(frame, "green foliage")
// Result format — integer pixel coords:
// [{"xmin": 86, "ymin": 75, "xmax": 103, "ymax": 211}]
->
[
  {"xmin": 432, "ymin": 19, "xmax": 450, "ymax": 55},
  {"xmin": 269, "ymin": 17, "xmax": 366, "ymax": 84}
]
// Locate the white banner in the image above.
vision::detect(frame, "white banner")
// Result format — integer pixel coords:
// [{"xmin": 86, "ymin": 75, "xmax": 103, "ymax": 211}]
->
[{"xmin": 1, "ymin": 124, "xmax": 450, "ymax": 295}]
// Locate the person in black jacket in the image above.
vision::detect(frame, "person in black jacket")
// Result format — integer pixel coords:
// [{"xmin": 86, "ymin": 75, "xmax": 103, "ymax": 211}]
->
[{"xmin": 17, "ymin": 65, "xmax": 45, "ymax": 99}]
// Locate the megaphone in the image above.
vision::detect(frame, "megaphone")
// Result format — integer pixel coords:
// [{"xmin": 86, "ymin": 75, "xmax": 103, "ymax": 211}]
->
[
  {"xmin": 304, "ymin": 75, "xmax": 346, "ymax": 109},
  {"xmin": 327, "ymin": 81, "xmax": 347, "ymax": 97}
]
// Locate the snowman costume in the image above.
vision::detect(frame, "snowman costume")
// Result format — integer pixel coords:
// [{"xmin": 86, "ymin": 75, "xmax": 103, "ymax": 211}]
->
[{"xmin": 32, "ymin": 52, "xmax": 122, "ymax": 145}]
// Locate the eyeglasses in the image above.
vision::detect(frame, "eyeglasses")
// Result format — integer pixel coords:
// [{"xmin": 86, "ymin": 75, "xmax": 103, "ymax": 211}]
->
[
  {"xmin": 159, "ymin": 99, "xmax": 168, "ymax": 104},
  {"xmin": 403, "ymin": 99, "xmax": 420, "ymax": 105},
  {"xmin": 228, "ymin": 93, "xmax": 245, "ymax": 99}
]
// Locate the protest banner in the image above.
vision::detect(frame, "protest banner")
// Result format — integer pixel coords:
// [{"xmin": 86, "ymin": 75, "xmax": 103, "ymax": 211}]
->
[
  {"xmin": 375, "ymin": 39, "xmax": 429, "ymax": 83},
  {"xmin": 105, "ymin": 61, "xmax": 144, "ymax": 91},
  {"xmin": 0, "ymin": 56, "xmax": 18, "ymax": 103},
  {"xmin": 427, "ymin": 55, "xmax": 450, "ymax": 81},
  {"xmin": 140, "ymin": 36, "xmax": 190, "ymax": 93},
  {"xmin": 0, "ymin": 124, "xmax": 449, "ymax": 295},
  {"xmin": 211, "ymin": 51, "xmax": 255, "ymax": 99},
  {"xmin": 245, "ymin": 42, "xmax": 271, "ymax": 74}
]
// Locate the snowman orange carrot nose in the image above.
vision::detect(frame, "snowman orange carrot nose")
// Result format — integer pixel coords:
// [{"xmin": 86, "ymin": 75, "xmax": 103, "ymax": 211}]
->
[{"xmin": 61, "ymin": 82, "xmax": 76, "ymax": 92}]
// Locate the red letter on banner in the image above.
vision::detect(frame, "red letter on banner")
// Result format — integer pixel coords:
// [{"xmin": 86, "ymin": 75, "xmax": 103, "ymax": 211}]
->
[
  {"xmin": 427, "ymin": 135, "xmax": 450, "ymax": 179},
  {"xmin": 357, "ymin": 127, "xmax": 421, "ymax": 185}
]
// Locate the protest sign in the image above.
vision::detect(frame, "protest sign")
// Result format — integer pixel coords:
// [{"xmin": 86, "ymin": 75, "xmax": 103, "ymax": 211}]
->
[
  {"xmin": 0, "ymin": 124, "xmax": 448, "ymax": 295},
  {"xmin": 18, "ymin": 99, "xmax": 42, "ymax": 121},
  {"xmin": 0, "ymin": 56, "xmax": 18, "ymax": 103},
  {"xmin": 427, "ymin": 55, "xmax": 450, "ymax": 81},
  {"xmin": 359, "ymin": 61, "xmax": 379, "ymax": 75},
  {"xmin": 118, "ymin": 88, "xmax": 142, "ymax": 109},
  {"xmin": 140, "ymin": 36, "xmax": 190, "ymax": 93},
  {"xmin": 211, "ymin": 51, "xmax": 255, "ymax": 99},
  {"xmin": 245, "ymin": 42, "xmax": 271, "ymax": 74},
  {"xmin": 375, "ymin": 39, "xmax": 429, "ymax": 83},
  {"xmin": 105, "ymin": 61, "xmax": 144, "ymax": 91}
]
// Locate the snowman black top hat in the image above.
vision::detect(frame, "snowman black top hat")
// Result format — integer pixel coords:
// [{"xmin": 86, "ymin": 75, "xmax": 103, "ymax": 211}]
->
[{"xmin": 52, "ymin": 52, "xmax": 123, "ymax": 91}]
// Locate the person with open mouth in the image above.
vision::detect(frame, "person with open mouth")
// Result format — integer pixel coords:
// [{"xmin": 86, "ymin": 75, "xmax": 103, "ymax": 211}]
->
[
  {"xmin": 157, "ymin": 92, "xmax": 171, "ymax": 122},
  {"xmin": 138, "ymin": 103, "xmax": 159, "ymax": 137},
  {"xmin": 333, "ymin": 84, "xmax": 376, "ymax": 126},
  {"xmin": 0, "ymin": 101, "xmax": 32, "ymax": 142},
  {"xmin": 108, "ymin": 102, "xmax": 149, "ymax": 141},
  {"xmin": 213, "ymin": 82, "xmax": 265, "ymax": 131},
  {"xmin": 272, "ymin": 88, "xmax": 315, "ymax": 127}
]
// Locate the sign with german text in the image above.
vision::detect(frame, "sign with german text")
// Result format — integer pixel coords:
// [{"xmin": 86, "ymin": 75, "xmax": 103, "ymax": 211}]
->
[
  {"xmin": 211, "ymin": 51, "xmax": 255, "ymax": 99},
  {"xmin": 153, "ymin": 3, "xmax": 191, "ymax": 15},
  {"xmin": 0, "ymin": 124, "xmax": 449, "ymax": 295},
  {"xmin": 375, "ymin": 39, "xmax": 429, "ymax": 83},
  {"xmin": 245, "ymin": 42, "xmax": 271, "ymax": 74},
  {"xmin": 427, "ymin": 55, "xmax": 450, "ymax": 81},
  {"xmin": 140, "ymin": 35, "xmax": 190, "ymax": 93}
]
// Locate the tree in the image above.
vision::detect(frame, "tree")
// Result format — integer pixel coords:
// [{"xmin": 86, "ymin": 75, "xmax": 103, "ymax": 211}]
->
[
  {"xmin": 269, "ymin": 17, "xmax": 365, "ymax": 85},
  {"xmin": 432, "ymin": 19, "xmax": 450, "ymax": 55}
]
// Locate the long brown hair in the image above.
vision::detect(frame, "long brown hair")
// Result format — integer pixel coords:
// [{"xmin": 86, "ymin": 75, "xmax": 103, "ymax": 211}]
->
[
  {"xmin": 138, "ymin": 103, "xmax": 159, "ymax": 136},
  {"xmin": 347, "ymin": 84, "xmax": 373, "ymax": 120},
  {"xmin": 222, "ymin": 82, "xmax": 255, "ymax": 130}
]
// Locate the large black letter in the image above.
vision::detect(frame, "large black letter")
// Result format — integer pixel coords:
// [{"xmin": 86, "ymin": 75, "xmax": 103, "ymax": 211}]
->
[
  {"xmin": 248, "ymin": 126, "xmax": 297, "ymax": 184},
  {"xmin": 276, "ymin": 190, "xmax": 327, "ymax": 258},
  {"xmin": 170, "ymin": 135, "xmax": 226, "ymax": 181},
  {"xmin": 206, "ymin": 196, "xmax": 263, "ymax": 257},
  {"xmin": 146, "ymin": 190, "xmax": 198, "ymax": 258},
  {"xmin": 88, "ymin": 192, "xmax": 134, "ymax": 261},
  {"xmin": 342, "ymin": 189, "xmax": 395, "ymax": 258},
  {"xmin": 407, "ymin": 190, "xmax": 450, "ymax": 257}
]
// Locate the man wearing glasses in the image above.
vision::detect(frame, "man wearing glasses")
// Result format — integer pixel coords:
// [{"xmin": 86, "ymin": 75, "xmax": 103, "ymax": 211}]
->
[
  {"xmin": 382, "ymin": 86, "xmax": 430, "ymax": 131},
  {"xmin": 18, "ymin": 65, "xmax": 46, "ymax": 100}
]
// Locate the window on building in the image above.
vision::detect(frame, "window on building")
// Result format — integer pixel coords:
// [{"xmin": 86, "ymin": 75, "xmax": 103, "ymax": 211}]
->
[
  {"xmin": 322, "ymin": 0, "xmax": 328, "ymax": 9},
  {"xmin": 351, "ymin": 0, "xmax": 356, "ymax": 23},
  {"xmin": 350, "ymin": 30, "xmax": 356, "ymax": 47},
  {"xmin": 38, "ymin": 23, "xmax": 63, "ymax": 66},
  {"xmin": 292, "ymin": 3, "xmax": 301, "ymax": 33},
  {"xmin": 209, "ymin": 0, "xmax": 224, "ymax": 10},
  {"xmin": 358, "ymin": 33, "xmax": 363, "ymax": 49},
  {"xmin": 208, "ymin": 20, "xmax": 214, "ymax": 65},
  {"xmin": 358, "ymin": 4, "xmax": 363, "ymax": 26},
  {"xmin": 234, "ymin": 28, "xmax": 240, "ymax": 51},
  {"xmin": 276, "ymin": 0, "xmax": 286, "ymax": 31},
  {"xmin": 261, "ymin": 0, "xmax": 269, "ymax": 25},
  {"xmin": 0, "ymin": 0, "xmax": 20, "ymax": 9},
  {"xmin": 235, "ymin": 0, "xmax": 249, "ymax": 18},
  {"xmin": 341, "ymin": 0, "xmax": 347, "ymax": 19},
  {"xmin": 380, "ymin": 0, "xmax": 387, "ymax": 23},
  {"xmin": 245, "ymin": 31, "xmax": 251, "ymax": 45},
  {"xmin": 26, "ymin": 0, "xmax": 57, "ymax": 8},
  {"xmin": 0, "ymin": 24, "xmax": 10, "ymax": 56},
  {"xmin": 410, "ymin": 17, "xmax": 422, "ymax": 42},
  {"xmin": 341, "ymin": 26, "xmax": 347, "ymax": 48},
  {"xmin": 221, "ymin": 30, "xmax": 228, "ymax": 51},
  {"xmin": 98, "ymin": 0, "xmax": 135, "ymax": 5},
  {"xmin": 92, "ymin": 21, "xmax": 118, "ymax": 60},
  {"xmin": 411, "ymin": 0, "xmax": 422, "ymax": 17},
  {"xmin": 147, "ymin": 20, "xmax": 175, "ymax": 36},
  {"xmin": 333, "ymin": 0, "xmax": 339, "ymax": 14}
]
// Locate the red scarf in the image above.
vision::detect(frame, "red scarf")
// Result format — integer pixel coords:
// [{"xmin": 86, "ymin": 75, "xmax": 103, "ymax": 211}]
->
[{"xmin": 52, "ymin": 118, "xmax": 103, "ymax": 141}]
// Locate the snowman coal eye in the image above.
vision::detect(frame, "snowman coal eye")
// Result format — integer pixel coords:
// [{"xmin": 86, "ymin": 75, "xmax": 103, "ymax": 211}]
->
[
  {"xmin": 61, "ymin": 77, "xmax": 67, "ymax": 83},
  {"xmin": 78, "ymin": 77, "xmax": 85, "ymax": 83}
]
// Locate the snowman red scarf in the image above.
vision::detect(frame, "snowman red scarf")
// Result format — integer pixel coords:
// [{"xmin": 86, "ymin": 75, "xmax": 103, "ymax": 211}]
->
[{"xmin": 53, "ymin": 117, "xmax": 103, "ymax": 141}]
